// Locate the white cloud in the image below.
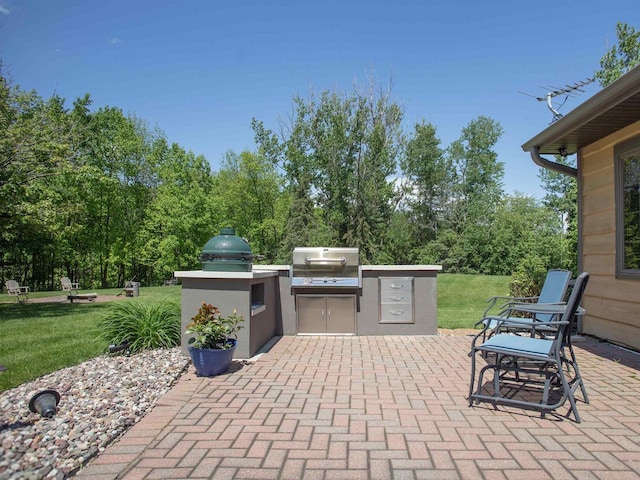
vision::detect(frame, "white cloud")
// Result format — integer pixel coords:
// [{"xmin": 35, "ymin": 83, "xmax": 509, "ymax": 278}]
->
[
  {"xmin": 0, "ymin": 5, "xmax": 11, "ymax": 15},
  {"xmin": 109, "ymin": 37, "xmax": 122, "ymax": 44}
]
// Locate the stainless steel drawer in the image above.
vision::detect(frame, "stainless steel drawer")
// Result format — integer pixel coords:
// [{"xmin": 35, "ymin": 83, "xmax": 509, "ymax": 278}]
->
[
  {"xmin": 379, "ymin": 277, "xmax": 412, "ymax": 293},
  {"xmin": 381, "ymin": 291, "xmax": 411, "ymax": 303},
  {"xmin": 380, "ymin": 303, "xmax": 413, "ymax": 323},
  {"xmin": 379, "ymin": 277, "xmax": 414, "ymax": 323}
]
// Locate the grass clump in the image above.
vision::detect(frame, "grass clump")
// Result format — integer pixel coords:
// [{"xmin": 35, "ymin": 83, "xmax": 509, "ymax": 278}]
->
[{"xmin": 98, "ymin": 300, "xmax": 181, "ymax": 353}]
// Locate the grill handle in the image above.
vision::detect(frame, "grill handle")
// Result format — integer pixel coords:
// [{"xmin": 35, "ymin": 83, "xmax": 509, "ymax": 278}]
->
[{"xmin": 304, "ymin": 257, "xmax": 347, "ymax": 265}]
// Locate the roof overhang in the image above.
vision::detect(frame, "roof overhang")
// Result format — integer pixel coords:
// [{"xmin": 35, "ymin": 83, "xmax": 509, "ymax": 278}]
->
[{"xmin": 522, "ymin": 64, "xmax": 640, "ymax": 157}]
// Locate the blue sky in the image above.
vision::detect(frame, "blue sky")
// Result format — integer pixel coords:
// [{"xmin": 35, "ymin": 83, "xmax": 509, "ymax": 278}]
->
[{"xmin": 1, "ymin": 1, "xmax": 637, "ymax": 198}]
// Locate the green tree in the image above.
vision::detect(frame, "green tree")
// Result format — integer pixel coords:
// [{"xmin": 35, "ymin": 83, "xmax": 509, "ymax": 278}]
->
[
  {"xmin": 0, "ymin": 72, "xmax": 91, "ymax": 289},
  {"xmin": 216, "ymin": 150, "xmax": 286, "ymax": 262},
  {"xmin": 0, "ymin": 83, "xmax": 69, "ymax": 207},
  {"xmin": 381, "ymin": 211, "xmax": 416, "ymax": 265},
  {"xmin": 488, "ymin": 194, "xmax": 568, "ymax": 275},
  {"xmin": 140, "ymin": 139, "xmax": 219, "ymax": 282},
  {"xmin": 275, "ymin": 184, "xmax": 335, "ymax": 263},
  {"xmin": 75, "ymin": 107, "xmax": 155, "ymax": 287},
  {"xmin": 253, "ymin": 106, "xmax": 337, "ymax": 259},
  {"xmin": 400, "ymin": 121, "xmax": 450, "ymax": 254},
  {"xmin": 595, "ymin": 22, "xmax": 640, "ymax": 87},
  {"xmin": 444, "ymin": 116, "xmax": 504, "ymax": 273},
  {"xmin": 253, "ymin": 78, "xmax": 405, "ymax": 263}
]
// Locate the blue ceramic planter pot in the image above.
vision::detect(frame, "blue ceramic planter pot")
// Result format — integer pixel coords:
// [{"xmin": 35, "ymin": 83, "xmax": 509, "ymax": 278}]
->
[{"xmin": 188, "ymin": 339, "xmax": 237, "ymax": 377}]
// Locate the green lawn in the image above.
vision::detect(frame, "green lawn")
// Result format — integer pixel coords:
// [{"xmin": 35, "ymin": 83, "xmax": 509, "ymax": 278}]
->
[
  {"xmin": 1, "ymin": 276, "xmax": 510, "ymax": 392},
  {"xmin": 0, "ymin": 286, "xmax": 181, "ymax": 392},
  {"xmin": 437, "ymin": 273, "xmax": 510, "ymax": 329}
]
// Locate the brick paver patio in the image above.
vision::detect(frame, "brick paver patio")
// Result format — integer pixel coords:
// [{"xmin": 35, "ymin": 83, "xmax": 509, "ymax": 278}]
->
[{"xmin": 76, "ymin": 335, "xmax": 640, "ymax": 479}]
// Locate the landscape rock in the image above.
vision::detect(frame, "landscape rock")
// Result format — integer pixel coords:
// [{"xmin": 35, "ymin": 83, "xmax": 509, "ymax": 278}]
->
[{"xmin": 0, "ymin": 348, "xmax": 188, "ymax": 479}]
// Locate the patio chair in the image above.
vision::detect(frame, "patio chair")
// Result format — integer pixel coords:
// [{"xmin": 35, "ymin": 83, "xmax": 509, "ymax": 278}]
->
[
  {"xmin": 474, "ymin": 269, "xmax": 572, "ymax": 342},
  {"xmin": 5, "ymin": 279, "xmax": 29, "ymax": 302},
  {"xmin": 60, "ymin": 276, "xmax": 79, "ymax": 293},
  {"xmin": 469, "ymin": 272, "xmax": 590, "ymax": 423}
]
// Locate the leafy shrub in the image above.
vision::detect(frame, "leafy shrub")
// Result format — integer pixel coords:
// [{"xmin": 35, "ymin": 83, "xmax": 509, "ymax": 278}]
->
[
  {"xmin": 185, "ymin": 302, "xmax": 244, "ymax": 349},
  {"xmin": 99, "ymin": 300, "xmax": 181, "ymax": 353},
  {"xmin": 509, "ymin": 254, "xmax": 548, "ymax": 298}
]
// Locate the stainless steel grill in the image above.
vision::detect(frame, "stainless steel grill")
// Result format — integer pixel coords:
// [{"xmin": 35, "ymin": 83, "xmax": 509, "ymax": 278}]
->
[{"xmin": 290, "ymin": 247, "xmax": 360, "ymax": 288}]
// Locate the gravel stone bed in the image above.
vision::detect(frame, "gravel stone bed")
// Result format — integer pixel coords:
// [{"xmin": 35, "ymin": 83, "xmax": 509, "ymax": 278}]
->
[{"xmin": 0, "ymin": 348, "xmax": 189, "ymax": 479}]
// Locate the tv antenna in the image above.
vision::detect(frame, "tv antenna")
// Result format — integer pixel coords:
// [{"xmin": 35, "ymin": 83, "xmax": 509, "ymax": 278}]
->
[{"xmin": 520, "ymin": 77, "xmax": 595, "ymax": 124}]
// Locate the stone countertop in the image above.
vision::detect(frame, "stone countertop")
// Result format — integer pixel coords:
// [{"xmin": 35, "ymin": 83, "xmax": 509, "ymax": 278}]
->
[
  {"xmin": 360, "ymin": 265, "xmax": 442, "ymax": 271},
  {"xmin": 174, "ymin": 270, "xmax": 279, "ymax": 279},
  {"xmin": 254, "ymin": 264, "xmax": 443, "ymax": 271},
  {"xmin": 175, "ymin": 265, "xmax": 442, "ymax": 279}
]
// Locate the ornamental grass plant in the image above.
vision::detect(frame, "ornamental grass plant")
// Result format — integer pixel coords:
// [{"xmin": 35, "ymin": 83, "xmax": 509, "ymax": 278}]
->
[{"xmin": 98, "ymin": 299, "xmax": 182, "ymax": 354}]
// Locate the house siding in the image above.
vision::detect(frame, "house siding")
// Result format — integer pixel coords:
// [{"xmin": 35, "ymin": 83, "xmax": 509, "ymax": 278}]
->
[{"xmin": 580, "ymin": 119, "xmax": 640, "ymax": 350}]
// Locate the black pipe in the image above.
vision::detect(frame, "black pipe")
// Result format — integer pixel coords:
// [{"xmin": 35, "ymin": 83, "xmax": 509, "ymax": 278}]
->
[{"xmin": 108, "ymin": 340, "xmax": 130, "ymax": 353}]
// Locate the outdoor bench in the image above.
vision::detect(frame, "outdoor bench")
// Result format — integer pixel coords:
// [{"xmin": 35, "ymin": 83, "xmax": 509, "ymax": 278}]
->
[{"xmin": 67, "ymin": 293, "xmax": 98, "ymax": 303}]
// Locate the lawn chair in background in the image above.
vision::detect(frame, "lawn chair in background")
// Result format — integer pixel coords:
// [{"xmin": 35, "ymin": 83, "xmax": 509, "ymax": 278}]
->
[
  {"xmin": 474, "ymin": 269, "xmax": 572, "ymax": 342},
  {"xmin": 5, "ymin": 279, "xmax": 29, "ymax": 302},
  {"xmin": 60, "ymin": 276, "xmax": 79, "ymax": 293},
  {"xmin": 469, "ymin": 272, "xmax": 590, "ymax": 423}
]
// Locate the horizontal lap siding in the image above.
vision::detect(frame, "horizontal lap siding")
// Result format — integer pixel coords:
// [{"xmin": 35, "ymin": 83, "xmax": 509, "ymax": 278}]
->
[
  {"xmin": 583, "ymin": 300, "xmax": 640, "ymax": 350},
  {"xmin": 580, "ymin": 122, "xmax": 640, "ymax": 350},
  {"xmin": 582, "ymin": 231, "xmax": 614, "ymax": 255}
]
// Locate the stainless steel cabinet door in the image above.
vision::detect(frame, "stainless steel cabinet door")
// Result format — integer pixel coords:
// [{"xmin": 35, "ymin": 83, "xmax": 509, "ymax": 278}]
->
[
  {"xmin": 297, "ymin": 295, "xmax": 356, "ymax": 334},
  {"xmin": 297, "ymin": 295, "xmax": 327, "ymax": 334},
  {"xmin": 326, "ymin": 295, "xmax": 356, "ymax": 334}
]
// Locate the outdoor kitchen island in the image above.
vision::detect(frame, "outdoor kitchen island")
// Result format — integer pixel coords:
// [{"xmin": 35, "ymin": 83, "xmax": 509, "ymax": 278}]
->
[
  {"xmin": 174, "ymin": 269, "xmax": 281, "ymax": 360},
  {"xmin": 358, "ymin": 265, "xmax": 442, "ymax": 335},
  {"xmin": 176, "ymin": 261, "xmax": 441, "ymax": 359}
]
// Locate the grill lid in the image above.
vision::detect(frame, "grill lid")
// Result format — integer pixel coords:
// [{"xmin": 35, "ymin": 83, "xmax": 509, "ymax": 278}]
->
[
  {"xmin": 291, "ymin": 247, "xmax": 360, "ymax": 287},
  {"xmin": 200, "ymin": 227, "xmax": 253, "ymax": 272}
]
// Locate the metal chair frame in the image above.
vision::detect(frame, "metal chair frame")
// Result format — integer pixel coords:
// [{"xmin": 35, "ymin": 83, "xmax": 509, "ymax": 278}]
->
[
  {"xmin": 474, "ymin": 269, "xmax": 573, "ymax": 345},
  {"xmin": 469, "ymin": 272, "xmax": 590, "ymax": 423}
]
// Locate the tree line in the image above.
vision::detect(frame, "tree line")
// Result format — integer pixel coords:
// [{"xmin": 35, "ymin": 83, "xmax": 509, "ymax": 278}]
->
[{"xmin": 1, "ymin": 67, "xmax": 577, "ymax": 292}]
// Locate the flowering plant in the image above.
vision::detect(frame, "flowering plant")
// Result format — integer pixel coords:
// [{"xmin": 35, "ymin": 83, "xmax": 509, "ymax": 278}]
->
[{"xmin": 185, "ymin": 302, "xmax": 244, "ymax": 350}]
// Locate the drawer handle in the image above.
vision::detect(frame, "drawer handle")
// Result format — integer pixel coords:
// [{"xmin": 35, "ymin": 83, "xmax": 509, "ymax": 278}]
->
[
  {"xmin": 389, "ymin": 284, "xmax": 404, "ymax": 289},
  {"xmin": 388, "ymin": 295, "xmax": 405, "ymax": 301},
  {"xmin": 389, "ymin": 310, "xmax": 405, "ymax": 315}
]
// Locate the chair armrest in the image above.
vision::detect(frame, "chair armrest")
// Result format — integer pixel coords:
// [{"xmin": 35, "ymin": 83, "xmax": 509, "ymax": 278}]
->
[
  {"xmin": 19, "ymin": 286, "xmax": 29, "ymax": 293},
  {"xmin": 483, "ymin": 296, "xmax": 512, "ymax": 317},
  {"xmin": 486, "ymin": 295, "xmax": 539, "ymax": 302},
  {"xmin": 475, "ymin": 317, "xmax": 492, "ymax": 327},
  {"xmin": 509, "ymin": 303, "xmax": 585, "ymax": 317},
  {"xmin": 469, "ymin": 316, "xmax": 561, "ymax": 353},
  {"xmin": 505, "ymin": 303, "xmax": 567, "ymax": 315},
  {"xmin": 490, "ymin": 295, "xmax": 539, "ymax": 304},
  {"xmin": 491, "ymin": 316, "xmax": 569, "ymax": 329},
  {"xmin": 483, "ymin": 295, "xmax": 539, "ymax": 318}
]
